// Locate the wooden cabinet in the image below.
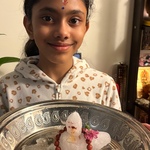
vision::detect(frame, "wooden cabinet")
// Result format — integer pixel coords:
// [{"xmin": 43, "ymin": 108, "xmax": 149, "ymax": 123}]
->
[{"xmin": 126, "ymin": 0, "xmax": 150, "ymax": 123}]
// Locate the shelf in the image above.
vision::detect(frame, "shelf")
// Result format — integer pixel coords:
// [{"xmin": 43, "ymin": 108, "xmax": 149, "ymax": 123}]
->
[
  {"xmin": 135, "ymin": 98, "xmax": 149, "ymax": 113},
  {"xmin": 126, "ymin": 0, "xmax": 145, "ymax": 115},
  {"xmin": 134, "ymin": 98, "xmax": 150, "ymax": 123},
  {"xmin": 138, "ymin": 66, "xmax": 150, "ymax": 67},
  {"xmin": 140, "ymin": 49, "xmax": 150, "ymax": 51}
]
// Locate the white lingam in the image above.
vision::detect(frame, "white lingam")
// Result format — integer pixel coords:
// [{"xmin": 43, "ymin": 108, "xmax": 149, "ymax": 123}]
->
[
  {"xmin": 59, "ymin": 112, "xmax": 87, "ymax": 149},
  {"xmin": 59, "ymin": 112, "xmax": 111, "ymax": 150},
  {"xmin": 22, "ymin": 112, "xmax": 111, "ymax": 150}
]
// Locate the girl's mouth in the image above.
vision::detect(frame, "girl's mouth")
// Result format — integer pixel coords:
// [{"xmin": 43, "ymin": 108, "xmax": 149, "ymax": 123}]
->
[{"xmin": 48, "ymin": 43, "xmax": 73, "ymax": 51}]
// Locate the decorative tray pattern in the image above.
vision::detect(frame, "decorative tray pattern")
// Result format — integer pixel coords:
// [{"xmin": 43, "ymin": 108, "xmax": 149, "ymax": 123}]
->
[{"xmin": 0, "ymin": 100, "xmax": 150, "ymax": 150}]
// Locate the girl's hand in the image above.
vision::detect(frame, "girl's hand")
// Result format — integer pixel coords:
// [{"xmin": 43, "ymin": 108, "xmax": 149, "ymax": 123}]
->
[{"xmin": 142, "ymin": 123, "xmax": 150, "ymax": 131}]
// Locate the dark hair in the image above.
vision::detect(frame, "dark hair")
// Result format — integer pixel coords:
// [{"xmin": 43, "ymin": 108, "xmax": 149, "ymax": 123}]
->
[{"xmin": 24, "ymin": 0, "xmax": 94, "ymax": 57}]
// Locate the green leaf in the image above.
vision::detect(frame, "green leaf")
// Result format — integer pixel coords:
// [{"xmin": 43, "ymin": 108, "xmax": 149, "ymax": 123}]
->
[
  {"xmin": 85, "ymin": 124, "xmax": 90, "ymax": 130},
  {"xmin": 0, "ymin": 57, "xmax": 20, "ymax": 66}
]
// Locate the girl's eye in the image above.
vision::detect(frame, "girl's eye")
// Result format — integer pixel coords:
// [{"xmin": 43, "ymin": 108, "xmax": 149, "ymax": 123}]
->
[
  {"xmin": 42, "ymin": 16, "xmax": 53, "ymax": 22},
  {"xmin": 69, "ymin": 18, "xmax": 80, "ymax": 24}
]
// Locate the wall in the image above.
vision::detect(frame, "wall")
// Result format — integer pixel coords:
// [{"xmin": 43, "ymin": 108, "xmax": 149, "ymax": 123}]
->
[{"xmin": 0, "ymin": 0, "xmax": 134, "ymax": 77}]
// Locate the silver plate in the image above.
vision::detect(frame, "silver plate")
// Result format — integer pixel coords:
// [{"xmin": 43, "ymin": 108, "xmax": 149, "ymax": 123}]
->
[{"xmin": 0, "ymin": 100, "xmax": 150, "ymax": 150}]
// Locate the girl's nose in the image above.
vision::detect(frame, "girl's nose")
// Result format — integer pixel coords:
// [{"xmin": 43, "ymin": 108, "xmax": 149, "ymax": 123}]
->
[{"xmin": 53, "ymin": 22, "xmax": 70, "ymax": 40}]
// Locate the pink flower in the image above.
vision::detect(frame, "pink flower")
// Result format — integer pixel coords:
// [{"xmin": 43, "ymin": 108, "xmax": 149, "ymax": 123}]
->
[{"xmin": 83, "ymin": 128, "xmax": 99, "ymax": 141}]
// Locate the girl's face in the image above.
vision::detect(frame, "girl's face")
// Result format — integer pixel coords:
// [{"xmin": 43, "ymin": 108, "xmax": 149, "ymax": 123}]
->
[{"xmin": 24, "ymin": 0, "xmax": 89, "ymax": 66}]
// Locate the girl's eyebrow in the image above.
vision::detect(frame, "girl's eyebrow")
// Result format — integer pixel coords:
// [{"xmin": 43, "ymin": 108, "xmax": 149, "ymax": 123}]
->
[
  {"xmin": 39, "ymin": 7, "xmax": 85, "ymax": 16},
  {"xmin": 39, "ymin": 7, "xmax": 58, "ymax": 13}
]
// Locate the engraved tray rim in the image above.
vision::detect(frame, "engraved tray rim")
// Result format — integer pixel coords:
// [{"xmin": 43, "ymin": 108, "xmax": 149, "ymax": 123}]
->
[{"xmin": 0, "ymin": 100, "xmax": 150, "ymax": 150}]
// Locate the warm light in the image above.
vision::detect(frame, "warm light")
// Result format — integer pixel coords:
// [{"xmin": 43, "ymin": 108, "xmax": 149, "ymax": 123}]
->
[{"xmin": 137, "ymin": 67, "xmax": 150, "ymax": 98}]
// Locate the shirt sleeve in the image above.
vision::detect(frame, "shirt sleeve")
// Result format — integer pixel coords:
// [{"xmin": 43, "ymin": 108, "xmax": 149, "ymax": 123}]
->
[{"xmin": 107, "ymin": 78, "xmax": 122, "ymax": 111}]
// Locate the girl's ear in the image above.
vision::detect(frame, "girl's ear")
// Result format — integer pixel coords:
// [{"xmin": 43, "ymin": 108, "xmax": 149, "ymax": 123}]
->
[{"xmin": 23, "ymin": 16, "xmax": 34, "ymax": 40}]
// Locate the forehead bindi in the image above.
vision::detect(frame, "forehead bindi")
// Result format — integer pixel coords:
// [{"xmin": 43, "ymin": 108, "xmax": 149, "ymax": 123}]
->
[
  {"xmin": 38, "ymin": 7, "xmax": 86, "ymax": 17},
  {"xmin": 32, "ymin": 0, "xmax": 87, "ymax": 15}
]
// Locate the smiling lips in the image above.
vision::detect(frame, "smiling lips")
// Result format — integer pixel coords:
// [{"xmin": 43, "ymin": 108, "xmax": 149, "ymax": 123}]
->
[{"xmin": 48, "ymin": 43, "xmax": 73, "ymax": 51}]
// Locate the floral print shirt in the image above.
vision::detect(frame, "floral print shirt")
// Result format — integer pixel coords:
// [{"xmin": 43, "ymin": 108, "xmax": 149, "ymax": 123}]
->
[{"xmin": 0, "ymin": 56, "xmax": 121, "ymax": 116}]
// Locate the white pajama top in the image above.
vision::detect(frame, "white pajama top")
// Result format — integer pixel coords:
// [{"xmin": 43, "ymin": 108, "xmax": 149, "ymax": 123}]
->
[{"xmin": 0, "ymin": 56, "xmax": 121, "ymax": 116}]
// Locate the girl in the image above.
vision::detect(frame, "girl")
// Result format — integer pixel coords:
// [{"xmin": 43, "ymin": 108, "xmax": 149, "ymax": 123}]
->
[{"xmin": 0, "ymin": 0, "xmax": 121, "ymax": 116}]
